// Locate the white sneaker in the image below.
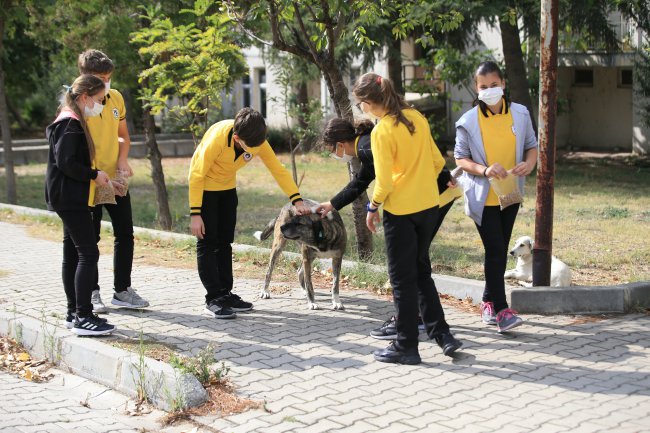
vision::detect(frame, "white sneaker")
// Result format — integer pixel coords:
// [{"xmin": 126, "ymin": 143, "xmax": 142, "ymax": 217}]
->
[
  {"xmin": 91, "ymin": 290, "xmax": 108, "ymax": 313},
  {"xmin": 111, "ymin": 287, "xmax": 150, "ymax": 309}
]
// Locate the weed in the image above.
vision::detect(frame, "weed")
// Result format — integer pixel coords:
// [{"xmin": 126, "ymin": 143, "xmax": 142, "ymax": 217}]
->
[
  {"xmin": 343, "ymin": 262, "xmax": 388, "ymax": 294},
  {"xmin": 169, "ymin": 344, "xmax": 229, "ymax": 386},
  {"xmin": 600, "ymin": 206, "xmax": 630, "ymax": 219},
  {"xmin": 40, "ymin": 309, "xmax": 61, "ymax": 363},
  {"xmin": 133, "ymin": 327, "xmax": 149, "ymax": 404}
]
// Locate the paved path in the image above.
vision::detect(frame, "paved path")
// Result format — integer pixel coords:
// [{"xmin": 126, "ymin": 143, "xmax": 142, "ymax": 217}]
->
[
  {"xmin": 0, "ymin": 368, "xmax": 195, "ymax": 433},
  {"xmin": 1, "ymin": 221, "xmax": 650, "ymax": 432}
]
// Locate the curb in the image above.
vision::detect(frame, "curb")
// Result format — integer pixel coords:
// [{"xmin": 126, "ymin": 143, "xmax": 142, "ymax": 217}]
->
[
  {"xmin": 2, "ymin": 203, "xmax": 649, "ymax": 314},
  {"xmin": 0, "ymin": 310, "xmax": 207, "ymax": 411}
]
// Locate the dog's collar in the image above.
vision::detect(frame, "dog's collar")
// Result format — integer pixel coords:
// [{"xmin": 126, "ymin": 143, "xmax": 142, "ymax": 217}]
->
[{"xmin": 312, "ymin": 219, "xmax": 327, "ymax": 251}]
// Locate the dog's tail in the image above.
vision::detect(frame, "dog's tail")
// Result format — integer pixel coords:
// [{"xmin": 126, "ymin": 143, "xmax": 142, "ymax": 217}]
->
[{"xmin": 253, "ymin": 217, "xmax": 277, "ymax": 242}]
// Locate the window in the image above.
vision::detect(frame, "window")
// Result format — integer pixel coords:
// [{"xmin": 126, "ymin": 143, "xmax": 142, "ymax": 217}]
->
[
  {"xmin": 619, "ymin": 69, "xmax": 633, "ymax": 88},
  {"xmin": 258, "ymin": 68, "xmax": 267, "ymax": 118},
  {"xmin": 242, "ymin": 75, "xmax": 251, "ymax": 107},
  {"xmin": 573, "ymin": 69, "xmax": 593, "ymax": 87}
]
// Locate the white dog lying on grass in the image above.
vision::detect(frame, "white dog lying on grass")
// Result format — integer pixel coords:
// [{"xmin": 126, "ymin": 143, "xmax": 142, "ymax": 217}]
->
[{"xmin": 504, "ymin": 236, "xmax": 572, "ymax": 287}]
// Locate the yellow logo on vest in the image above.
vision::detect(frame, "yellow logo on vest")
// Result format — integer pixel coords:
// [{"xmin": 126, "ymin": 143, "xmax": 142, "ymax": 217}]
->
[{"xmin": 112, "ymin": 108, "xmax": 119, "ymax": 119}]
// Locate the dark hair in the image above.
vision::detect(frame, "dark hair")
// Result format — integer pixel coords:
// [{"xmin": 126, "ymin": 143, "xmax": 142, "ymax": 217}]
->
[
  {"xmin": 234, "ymin": 107, "xmax": 267, "ymax": 147},
  {"xmin": 60, "ymin": 74, "xmax": 106, "ymax": 161},
  {"xmin": 322, "ymin": 118, "xmax": 374, "ymax": 146},
  {"xmin": 78, "ymin": 49, "xmax": 115, "ymax": 75},
  {"xmin": 473, "ymin": 61, "xmax": 509, "ymax": 109},
  {"xmin": 353, "ymin": 73, "xmax": 415, "ymax": 134}
]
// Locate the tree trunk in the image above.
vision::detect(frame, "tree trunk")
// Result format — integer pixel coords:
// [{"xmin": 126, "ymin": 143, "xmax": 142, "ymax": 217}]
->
[
  {"xmin": 142, "ymin": 108, "xmax": 172, "ymax": 231},
  {"xmin": 121, "ymin": 88, "xmax": 137, "ymax": 136},
  {"xmin": 499, "ymin": 17, "xmax": 538, "ymax": 133},
  {"xmin": 296, "ymin": 82, "xmax": 309, "ymax": 130},
  {"xmin": 7, "ymin": 99, "xmax": 29, "ymax": 132},
  {"xmin": 0, "ymin": 14, "xmax": 17, "ymax": 204},
  {"xmin": 387, "ymin": 37, "xmax": 404, "ymax": 95},
  {"xmin": 324, "ymin": 65, "xmax": 373, "ymax": 260}
]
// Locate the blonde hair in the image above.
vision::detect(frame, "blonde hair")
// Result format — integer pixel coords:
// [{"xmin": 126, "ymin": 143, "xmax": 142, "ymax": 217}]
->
[
  {"xmin": 60, "ymin": 74, "xmax": 104, "ymax": 162},
  {"xmin": 353, "ymin": 73, "xmax": 415, "ymax": 134}
]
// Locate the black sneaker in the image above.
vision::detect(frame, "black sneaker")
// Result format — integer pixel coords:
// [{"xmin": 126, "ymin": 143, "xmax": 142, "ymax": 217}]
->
[
  {"xmin": 225, "ymin": 293, "xmax": 253, "ymax": 312},
  {"xmin": 435, "ymin": 332, "xmax": 463, "ymax": 356},
  {"xmin": 65, "ymin": 312, "xmax": 107, "ymax": 330},
  {"xmin": 72, "ymin": 314, "xmax": 116, "ymax": 336},
  {"xmin": 373, "ymin": 341, "xmax": 421, "ymax": 365},
  {"xmin": 370, "ymin": 316, "xmax": 397, "ymax": 340},
  {"xmin": 204, "ymin": 300, "xmax": 237, "ymax": 319}
]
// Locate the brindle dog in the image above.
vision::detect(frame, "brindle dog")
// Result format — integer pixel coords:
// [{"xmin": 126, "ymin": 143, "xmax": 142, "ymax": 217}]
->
[{"xmin": 254, "ymin": 199, "xmax": 347, "ymax": 310}]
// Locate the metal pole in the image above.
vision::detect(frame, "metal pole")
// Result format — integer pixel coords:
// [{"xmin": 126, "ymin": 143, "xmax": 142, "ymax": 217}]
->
[{"xmin": 533, "ymin": 0, "xmax": 559, "ymax": 286}]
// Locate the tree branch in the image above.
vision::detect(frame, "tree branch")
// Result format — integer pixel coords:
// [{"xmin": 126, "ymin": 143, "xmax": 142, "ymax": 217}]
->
[{"xmin": 292, "ymin": 1, "xmax": 323, "ymax": 66}]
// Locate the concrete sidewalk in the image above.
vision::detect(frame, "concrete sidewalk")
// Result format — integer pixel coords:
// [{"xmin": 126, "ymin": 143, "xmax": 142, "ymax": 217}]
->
[{"xmin": 1, "ymin": 221, "xmax": 650, "ymax": 432}]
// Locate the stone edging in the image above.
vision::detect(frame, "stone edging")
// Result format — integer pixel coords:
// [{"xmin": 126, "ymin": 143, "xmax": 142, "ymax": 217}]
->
[{"xmin": 0, "ymin": 310, "xmax": 207, "ymax": 411}]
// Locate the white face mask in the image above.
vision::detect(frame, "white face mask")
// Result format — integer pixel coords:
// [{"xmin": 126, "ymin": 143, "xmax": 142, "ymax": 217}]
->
[
  {"xmin": 478, "ymin": 86, "xmax": 504, "ymax": 106},
  {"xmin": 105, "ymin": 80, "xmax": 111, "ymax": 93},
  {"xmin": 84, "ymin": 99, "xmax": 104, "ymax": 117},
  {"xmin": 331, "ymin": 152, "xmax": 354, "ymax": 163}
]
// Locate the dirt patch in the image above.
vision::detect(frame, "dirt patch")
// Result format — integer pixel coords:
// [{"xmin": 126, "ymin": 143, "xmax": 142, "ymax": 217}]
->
[
  {"xmin": 106, "ymin": 336, "xmax": 177, "ymax": 363},
  {"xmin": 439, "ymin": 294, "xmax": 481, "ymax": 315}
]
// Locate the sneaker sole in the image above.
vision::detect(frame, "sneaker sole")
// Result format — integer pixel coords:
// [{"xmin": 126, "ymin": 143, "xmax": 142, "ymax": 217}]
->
[
  {"xmin": 497, "ymin": 320, "xmax": 524, "ymax": 333},
  {"xmin": 370, "ymin": 333, "xmax": 397, "ymax": 340},
  {"xmin": 111, "ymin": 299, "xmax": 149, "ymax": 309},
  {"xmin": 373, "ymin": 353, "xmax": 421, "ymax": 365},
  {"xmin": 482, "ymin": 318, "xmax": 497, "ymax": 325},
  {"xmin": 203, "ymin": 307, "xmax": 237, "ymax": 319},
  {"xmin": 72, "ymin": 327, "xmax": 115, "ymax": 336},
  {"xmin": 442, "ymin": 341, "xmax": 463, "ymax": 356},
  {"xmin": 230, "ymin": 306, "xmax": 253, "ymax": 312}
]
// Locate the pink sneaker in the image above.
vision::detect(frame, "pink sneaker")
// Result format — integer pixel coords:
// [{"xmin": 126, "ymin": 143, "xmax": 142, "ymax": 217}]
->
[
  {"xmin": 496, "ymin": 308, "xmax": 523, "ymax": 333},
  {"xmin": 480, "ymin": 302, "xmax": 497, "ymax": 325}
]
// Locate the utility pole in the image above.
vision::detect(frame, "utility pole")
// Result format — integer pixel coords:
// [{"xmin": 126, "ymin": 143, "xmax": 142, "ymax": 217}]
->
[{"xmin": 533, "ymin": 0, "xmax": 559, "ymax": 286}]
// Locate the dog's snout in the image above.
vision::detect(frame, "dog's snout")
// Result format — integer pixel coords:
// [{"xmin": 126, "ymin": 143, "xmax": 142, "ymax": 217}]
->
[{"xmin": 509, "ymin": 250, "xmax": 515, "ymax": 256}]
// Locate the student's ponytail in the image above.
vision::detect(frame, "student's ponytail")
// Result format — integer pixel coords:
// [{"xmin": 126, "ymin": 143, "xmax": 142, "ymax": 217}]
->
[{"xmin": 353, "ymin": 73, "xmax": 415, "ymax": 135}]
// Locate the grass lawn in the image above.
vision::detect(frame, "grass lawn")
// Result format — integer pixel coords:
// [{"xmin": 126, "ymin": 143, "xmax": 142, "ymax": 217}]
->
[{"xmin": 2, "ymin": 152, "xmax": 650, "ymax": 286}]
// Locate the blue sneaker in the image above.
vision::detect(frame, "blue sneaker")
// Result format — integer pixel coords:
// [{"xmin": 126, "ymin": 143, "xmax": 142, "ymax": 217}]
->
[{"xmin": 496, "ymin": 308, "xmax": 523, "ymax": 333}]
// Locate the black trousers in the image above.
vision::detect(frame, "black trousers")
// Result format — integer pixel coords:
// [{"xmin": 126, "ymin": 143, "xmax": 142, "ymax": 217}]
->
[
  {"xmin": 384, "ymin": 206, "xmax": 450, "ymax": 349},
  {"xmin": 91, "ymin": 192, "xmax": 134, "ymax": 292},
  {"xmin": 197, "ymin": 189, "xmax": 238, "ymax": 303},
  {"xmin": 475, "ymin": 204, "xmax": 520, "ymax": 313},
  {"xmin": 57, "ymin": 210, "xmax": 99, "ymax": 317}
]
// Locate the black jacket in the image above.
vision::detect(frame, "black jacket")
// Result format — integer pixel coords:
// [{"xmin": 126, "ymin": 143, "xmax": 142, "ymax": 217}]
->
[
  {"xmin": 45, "ymin": 117, "xmax": 98, "ymax": 211},
  {"xmin": 329, "ymin": 133, "xmax": 452, "ymax": 210}
]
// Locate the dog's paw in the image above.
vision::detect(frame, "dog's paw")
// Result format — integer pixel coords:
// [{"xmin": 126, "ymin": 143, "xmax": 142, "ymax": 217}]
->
[
  {"xmin": 332, "ymin": 302, "xmax": 344, "ymax": 310},
  {"xmin": 308, "ymin": 302, "xmax": 320, "ymax": 310},
  {"xmin": 259, "ymin": 290, "xmax": 271, "ymax": 299},
  {"xmin": 504, "ymin": 270, "xmax": 516, "ymax": 279}
]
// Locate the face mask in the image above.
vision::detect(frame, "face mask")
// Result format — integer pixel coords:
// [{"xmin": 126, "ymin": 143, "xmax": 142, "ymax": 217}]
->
[
  {"xmin": 84, "ymin": 99, "xmax": 104, "ymax": 117},
  {"xmin": 105, "ymin": 80, "xmax": 111, "ymax": 93},
  {"xmin": 478, "ymin": 86, "xmax": 504, "ymax": 106},
  {"xmin": 331, "ymin": 152, "xmax": 354, "ymax": 163}
]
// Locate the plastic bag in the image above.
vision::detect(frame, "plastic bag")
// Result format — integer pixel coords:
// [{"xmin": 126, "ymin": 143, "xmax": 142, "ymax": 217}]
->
[
  {"xmin": 112, "ymin": 169, "xmax": 130, "ymax": 197},
  {"xmin": 488, "ymin": 172, "xmax": 523, "ymax": 210},
  {"xmin": 94, "ymin": 181, "xmax": 117, "ymax": 205}
]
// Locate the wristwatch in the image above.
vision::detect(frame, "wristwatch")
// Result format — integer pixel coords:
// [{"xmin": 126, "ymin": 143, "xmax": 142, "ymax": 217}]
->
[{"xmin": 366, "ymin": 202, "xmax": 378, "ymax": 213}]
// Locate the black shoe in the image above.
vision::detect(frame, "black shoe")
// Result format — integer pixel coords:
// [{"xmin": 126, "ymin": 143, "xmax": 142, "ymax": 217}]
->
[
  {"xmin": 72, "ymin": 314, "xmax": 115, "ymax": 336},
  {"xmin": 417, "ymin": 316, "xmax": 425, "ymax": 332},
  {"xmin": 435, "ymin": 332, "xmax": 463, "ymax": 356},
  {"xmin": 370, "ymin": 316, "xmax": 397, "ymax": 340},
  {"xmin": 373, "ymin": 341, "xmax": 421, "ymax": 365},
  {"xmin": 224, "ymin": 293, "xmax": 253, "ymax": 312},
  {"xmin": 204, "ymin": 300, "xmax": 237, "ymax": 319},
  {"xmin": 65, "ymin": 312, "xmax": 107, "ymax": 330}
]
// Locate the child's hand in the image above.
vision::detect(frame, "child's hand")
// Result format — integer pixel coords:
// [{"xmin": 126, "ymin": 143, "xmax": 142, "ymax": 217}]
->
[
  {"xmin": 293, "ymin": 200, "xmax": 311, "ymax": 215},
  {"xmin": 95, "ymin": 170, "xmax": 110, "ymax": 186},
  {"xmin": 315, "ymin": 202, "xmax": 334, "ymax": 218}
]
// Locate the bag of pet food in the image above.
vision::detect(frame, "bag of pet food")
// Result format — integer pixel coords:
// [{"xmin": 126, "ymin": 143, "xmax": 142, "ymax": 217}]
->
[
  {"xmin": 488, "ymin": 172, "xmax": 523, "ymax": 210},
  {"xmin": 111, "ymin": 169, "xmax": 130, "ymax": 197},
  {"xmin": 94, "ymin": 181, "xmax": 117, "ymax": 205}
]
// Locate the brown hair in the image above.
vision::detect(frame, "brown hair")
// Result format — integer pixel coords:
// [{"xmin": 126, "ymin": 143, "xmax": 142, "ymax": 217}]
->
[
  {"xmin": 322, "ymin": 118, "xmax": 374, "ymax": 146},
  {"xmin": 60, "ymin": 74, "xmax": 105, "ymax": 161},
  {"xmin": 234, "ymin": 107, "xmax": 267, "ymax": 147},
  {"xmin": 353, "ymin": 73, "xmax": 415, "ymax": 134},
  {"xmin": 78, "ymin": 49, "xmax": 114, "ymax": 75}
]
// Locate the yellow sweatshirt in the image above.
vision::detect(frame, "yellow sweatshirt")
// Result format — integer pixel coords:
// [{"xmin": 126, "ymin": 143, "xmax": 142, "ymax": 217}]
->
[
  {"xmin": 188, "ymin": 120, "xmax": 301, "ymax": 214},
  {"xmin": 370, "ymin": 108, "xmax": 446, "ymax": 215}
]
